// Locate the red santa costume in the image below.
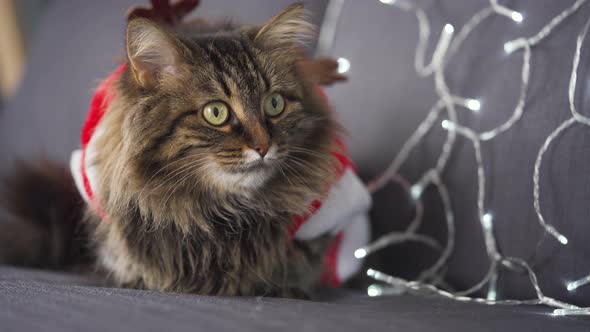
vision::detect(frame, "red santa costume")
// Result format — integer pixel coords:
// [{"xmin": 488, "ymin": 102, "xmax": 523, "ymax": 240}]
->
[{"xmin": 70, "ymin": 65, "xmax": 371, "ymax": 287}]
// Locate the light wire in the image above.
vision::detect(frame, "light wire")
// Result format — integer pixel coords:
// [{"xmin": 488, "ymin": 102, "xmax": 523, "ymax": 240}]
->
[{"xmin": 340, "ymin": 0, "xmax": 590, "ymax": 316}]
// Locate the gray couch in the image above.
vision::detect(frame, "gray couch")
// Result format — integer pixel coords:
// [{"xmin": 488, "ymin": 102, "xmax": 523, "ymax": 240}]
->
[{"xmin": 1, "ymin": 0, "xmax": 589, "ymax": 331}]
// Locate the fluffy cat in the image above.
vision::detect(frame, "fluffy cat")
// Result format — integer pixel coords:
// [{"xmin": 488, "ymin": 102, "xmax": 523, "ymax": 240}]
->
[{"xmin": 0, "ymin": 4, "xmax": 365, "ymax": 297}]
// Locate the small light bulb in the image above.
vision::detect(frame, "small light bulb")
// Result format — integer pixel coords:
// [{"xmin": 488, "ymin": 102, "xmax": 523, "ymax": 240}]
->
[
  {"xmin": 480, "ymin": 132, "xmax": 494, "ymax": 141},
  {"xmin": 367, "ymin": 269, "xmax": 376, "ymax": 277},
  {"xmin": 354, "ymin": 248, "xmax": 367, "ymax": 259},
  {"xmin": 558, "ymin": 235, "xmax": 569, "ymax": 245},
  {"xmin": 552, "ymin": 308, "xmax": 590, "ymax": 316},
  {"xmin": 552, "ymin": 309, "xmax": 566, "ymax": 316},
  {"xmin": 444, "ymin": 23, "xmax": 455, "ymax": 34},
  {"xmin": 367, "ymin": 285, "xmax": 383, "ymax": 297},
  {"xmin": 441, "ymin": 120, "xmax": 456, "ymax": 130},
  {"xmin": 486, "ymin": 289, "xmax": 497, "ymax": 301},
  {"xmin": 565, "ymin": 275, "xmax": 590, "ymax": 292},
  {"xmin": 466, "ymin": 99, "xmax": 481, "ymax": 112},
  {"xmin": 511, "ymin": 11, "xmax": 523, "ymax": 23},
  {"xmin": 567, "ymin": 281, "xmax": 577, "ymax": 292},
  {"xmin": 410, "ymin": 184, "xmax": 423, "ymax": 200},
  {"xmin": 482, "ymin": 213, "xmax": 493, "ymax": 229},
  {"xmin": 504, "ymin": 41, "xmax": 516, "ymax": 54},
  {"xmin": 337, "ymin": 57, "xmax": 351, "ymax": 74},
  {"xmin": 379, "ymin": 0, "xmax": 396, "ymax": 5}
]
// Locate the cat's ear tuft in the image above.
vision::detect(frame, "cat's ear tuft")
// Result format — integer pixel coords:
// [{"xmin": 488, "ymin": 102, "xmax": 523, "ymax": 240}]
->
[
  {"xmin": 126, "ymin": 19, "xmax": 187, "ymax": 88},
  {"xmin": 253, "ymin": 3, "xmax": 315, "ymax": 50}
]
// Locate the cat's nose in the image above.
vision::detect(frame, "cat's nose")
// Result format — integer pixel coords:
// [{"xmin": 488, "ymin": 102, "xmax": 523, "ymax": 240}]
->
[{"xmin": 254, "ymin": 144, "xmax": 269, "ymax": 158}]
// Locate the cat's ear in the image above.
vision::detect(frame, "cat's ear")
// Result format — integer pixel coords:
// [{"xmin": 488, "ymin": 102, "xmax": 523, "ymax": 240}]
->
[
  {"xmin": 126, "ymin": 18, "xmax": 188, "ymax": 88},
  {"xmin": 252, "ymin": 3, "xmax": 315, "ymax": 50}
]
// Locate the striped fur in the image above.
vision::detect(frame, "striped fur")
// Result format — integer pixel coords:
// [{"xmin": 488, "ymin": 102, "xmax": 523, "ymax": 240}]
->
[
  {"xmin": 0, "ymin": 4, "xmax": 341, "ymax": 297},
  {"xmin": 88, "ymin": 4, "xmax": 341, "ymax": 295}
]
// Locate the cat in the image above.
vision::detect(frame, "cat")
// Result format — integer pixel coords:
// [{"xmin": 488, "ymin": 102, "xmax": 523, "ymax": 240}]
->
[{"xmin": 0, "ymin": 4, "xmax": 370, "ymax": 297}]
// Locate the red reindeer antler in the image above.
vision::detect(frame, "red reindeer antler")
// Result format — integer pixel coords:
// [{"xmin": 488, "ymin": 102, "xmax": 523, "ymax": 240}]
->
[
  {"xmin": 127, "ymin": 0, "xmax": 200, "ymax": 26},
  {"xmin": 297, "ymin": 57, "xmax": 348, "ymax": 86}
]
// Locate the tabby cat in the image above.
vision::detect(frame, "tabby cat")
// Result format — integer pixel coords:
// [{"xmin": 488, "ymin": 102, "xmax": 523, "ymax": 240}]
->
[{"xmin": 0, "ymin": 4, "xmax": 359, "ymax": 297}]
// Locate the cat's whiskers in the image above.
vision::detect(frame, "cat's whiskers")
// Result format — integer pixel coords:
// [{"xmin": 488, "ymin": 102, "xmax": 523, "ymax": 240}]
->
[
  {"xmin": 183, "ymin": 162, "xmax": 253, "ymax": 235},
  {"xmin": 288, "ymin": 148, "xmax": 336, "ymax": 177},
  {"xmin": 158, "ymin": 160, "xmax": 211, "ymax": 211},
  {"xmin": 285, "ymin": 154, "xmax": 324, "ymax": 175},
  {"xmin": 139, "ymin": 154, "xmax": 209, "ymax": 200},
  {"xmin": 280, "ymin": 161, "xmax": 314, "ymax": 192},
  {"xmin": 285, "ymin": 154, "xmax": 320, "ymax": 170},
  {"xmin": 137, "ymin": 153, "xmax": 205, "ymax": 200},
  {"xmin": 277, "ymin": 163, "xmax": 296, "ymax": 189},
  {"xmin": 158, "ymin": 167, "xmax": 208, "ymax": 214},
  {"xmin": 285, "ymin": 155, "xmax": 330, "ymax": 192},
  {"xmin": 152, "ymin": 152, "xmax": 211, "ymax": 183},
  {"xmin": 138, "ymin": 152, "xmax": 206, "ymax": 198},
  {"xmin": 288, "ymin": 146, "xmax": 329, "ymax": 159}
]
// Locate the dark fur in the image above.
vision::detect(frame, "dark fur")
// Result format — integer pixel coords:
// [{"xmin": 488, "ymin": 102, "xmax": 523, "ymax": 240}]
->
[{"xmin": 0, "ymin": 160, "xmax": 91, "ymax": 268}]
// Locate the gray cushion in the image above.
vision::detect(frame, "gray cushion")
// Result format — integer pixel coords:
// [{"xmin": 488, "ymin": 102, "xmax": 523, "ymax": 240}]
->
[{"xmin": 1, "ymin": 266, "xmax": 589, "ymax": 332}]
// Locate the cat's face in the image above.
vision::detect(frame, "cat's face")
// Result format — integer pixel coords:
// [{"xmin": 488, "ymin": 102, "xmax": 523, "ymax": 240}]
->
[{"xmin": 119, "ymin": 5, "xmax": 334, "ymax": 194}]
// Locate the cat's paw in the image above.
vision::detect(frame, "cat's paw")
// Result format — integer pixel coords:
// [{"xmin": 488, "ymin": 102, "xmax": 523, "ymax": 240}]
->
[
  {"xmin": 254, "ymin": 286, "xmax": 311, "ymax": 300},
  {"xmin": 119, "ymin": 278, "xmax": 146, "ymax": 290},
  {"xmin": 275, "ymin": 287, "xmax": 312, "ymax": 300}
]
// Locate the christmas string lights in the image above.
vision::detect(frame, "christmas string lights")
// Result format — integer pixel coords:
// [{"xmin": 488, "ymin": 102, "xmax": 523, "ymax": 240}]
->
[
  {"xmin": 317, "ymin": 0, "xmax": 590, "ymax": 316},
  {"xmin": 362, "ymin": 0, "xmax": 538, "ymax": 291},
  {"xmin": 534, "ymin": 8, "xmax": 590, "ymax": 301},
  {"xmin": 316, "ymin": 0, "xmax": 346, "ymax": 57},
  {"xmin": 531, "ymin": 0, "xmax": 590, "ymax": 248}
]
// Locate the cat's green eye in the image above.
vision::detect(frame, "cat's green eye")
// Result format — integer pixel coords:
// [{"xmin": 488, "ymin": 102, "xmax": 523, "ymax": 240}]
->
[
  {"xmin": 203, "ymin": 102, "xmax": 230, "ymax": 126},
  {"xmin": 264, "ymin": 93, "xmax": 285, "ymax": 117}
]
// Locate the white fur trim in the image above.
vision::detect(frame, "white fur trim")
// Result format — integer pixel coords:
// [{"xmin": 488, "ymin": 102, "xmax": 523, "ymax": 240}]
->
[
  {"xmin": 84, "ymin": 142, "xmax": 100, "ymax": 197},
  {"xmin": 70, "ymin": 149, "xmax": 90, "ymax": 203},
  {"xmin": 70, "ymin": 128, "xmax": 102, "ymax": 204},
  {"xmin": 336, "ymin": 213, "xmax": 370, "ymax": 281},
  {"xmin": 295, "ymin": 168, "xmax": 372, "ymax": 240}
]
